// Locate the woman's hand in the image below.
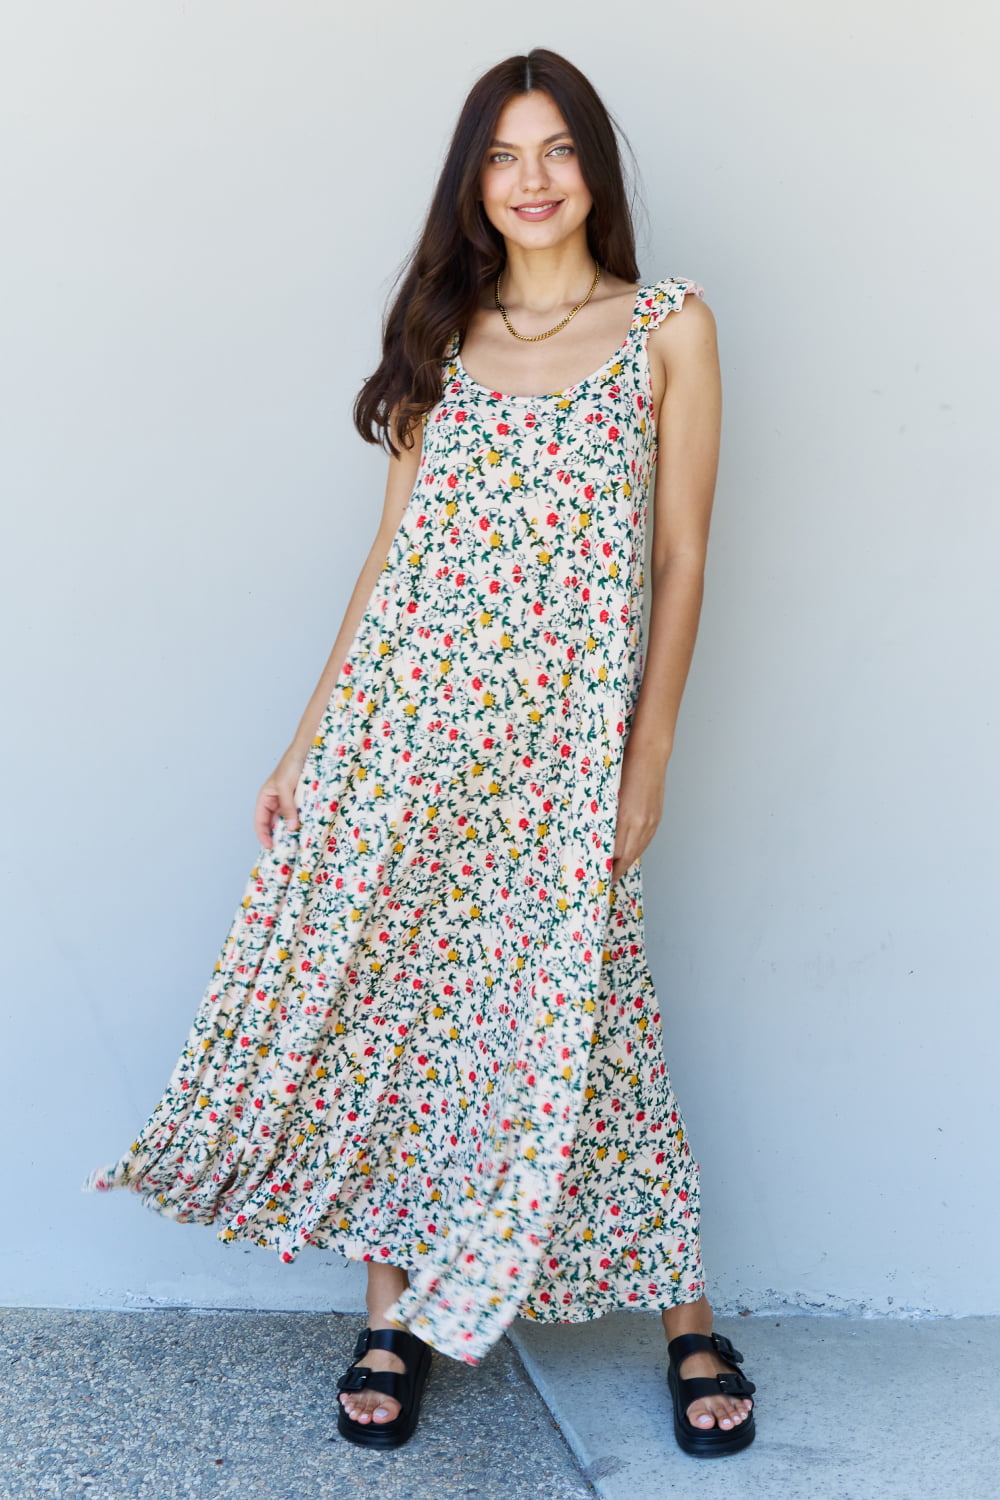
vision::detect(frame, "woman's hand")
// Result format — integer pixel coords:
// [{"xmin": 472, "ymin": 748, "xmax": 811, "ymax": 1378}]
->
[
  {"xmin": 254, "ymin": 743, "xmax": 308, "ymax": 850},
  {"xmin": 610, "ymin": 741, "xmax": 668, "ymax": 885}
]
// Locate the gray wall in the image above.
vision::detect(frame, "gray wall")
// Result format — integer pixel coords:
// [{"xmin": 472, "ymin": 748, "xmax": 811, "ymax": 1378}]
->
[{"xmin": 2, "ymin": 1, "xmax": 996, "ymax": 1318}]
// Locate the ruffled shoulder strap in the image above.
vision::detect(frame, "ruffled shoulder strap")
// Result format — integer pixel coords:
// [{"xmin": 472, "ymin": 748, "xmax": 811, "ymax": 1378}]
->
[{"xmin": 633, "ymin": 275, "xmax": 706, "ymax": 331}]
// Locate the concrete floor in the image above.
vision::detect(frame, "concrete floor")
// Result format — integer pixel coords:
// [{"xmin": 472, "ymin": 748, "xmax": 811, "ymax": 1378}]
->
[
  {"xmin": 510, "ymin": 1309, "xmax": 1000, "ymax": 1499},
  {"xmin": 0, "ymin": 1308, "xmax": 593, "ymax": 1500},
  {"xmin": 3, "ymin": 1306, "xmax": 998, "ymax": 1500}
]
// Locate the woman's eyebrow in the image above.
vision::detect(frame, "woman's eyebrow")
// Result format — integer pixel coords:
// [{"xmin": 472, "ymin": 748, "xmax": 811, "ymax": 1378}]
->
[{"xmin": 488, "ymin": 131, "xmax": 573, "ymax": 148}]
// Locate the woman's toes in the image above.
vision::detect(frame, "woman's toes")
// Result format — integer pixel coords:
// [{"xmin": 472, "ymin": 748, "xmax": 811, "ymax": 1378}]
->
[
  {"xmin": 339, "ymin": 1389, "xmax": 400, "ymax": 1425},
  {"xmin": 687, "ymin": 1393, "xmax": 753, "ymax": 1432},
  {"xmin": 710, "ymin": 1398, "xmax": 738, "ymax": 1428}
]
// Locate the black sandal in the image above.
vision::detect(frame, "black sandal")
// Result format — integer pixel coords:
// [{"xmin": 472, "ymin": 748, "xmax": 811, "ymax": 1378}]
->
[
  {"xmin": 666, "ymin": 1330, "xmax": 757, "ymax": 1457},
  {"xmin": 336, "ymin": 1325, "xmax": 433, "ymax": 1449}
]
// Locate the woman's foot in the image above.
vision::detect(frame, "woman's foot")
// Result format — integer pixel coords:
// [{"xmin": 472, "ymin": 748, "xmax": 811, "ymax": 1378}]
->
[
  {"xmin": 661, "ymin": 1295, "xmax": 754, "ymax": 1432},
  {"xmin": 338, "ymin": 1262, "xmax": 411, "ymax": 1427}
]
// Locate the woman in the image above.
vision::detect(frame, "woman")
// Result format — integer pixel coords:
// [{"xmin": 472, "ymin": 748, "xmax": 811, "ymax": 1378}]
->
[{"xmin": 84, "ymin": 48, "xmax": 756, "ymax": 1458}]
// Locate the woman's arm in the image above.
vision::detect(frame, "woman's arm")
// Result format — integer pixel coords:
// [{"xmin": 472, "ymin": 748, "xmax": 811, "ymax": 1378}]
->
[
  {"xmin": 254, "ymin": 415, "xmax": 425, "ymax": 849},
  {"xmin": 610, "ymin": 295, "xmax": 722, "ymax": 883}
]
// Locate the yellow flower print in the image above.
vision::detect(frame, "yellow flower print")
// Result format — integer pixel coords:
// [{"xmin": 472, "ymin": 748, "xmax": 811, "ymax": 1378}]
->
[{"xmin": 83, "ymin": 279, "xmax": 709, "ymax": 1354}]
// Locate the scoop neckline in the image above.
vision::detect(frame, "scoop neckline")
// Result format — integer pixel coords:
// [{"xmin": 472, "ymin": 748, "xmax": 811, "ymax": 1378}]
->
[{"xmin": 452, "ymin": 281, "xmax": 649, "ymax": 404}]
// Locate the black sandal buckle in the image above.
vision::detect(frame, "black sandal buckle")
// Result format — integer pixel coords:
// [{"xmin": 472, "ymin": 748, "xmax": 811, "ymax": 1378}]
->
[
  {"xmin": 336, "ymin": 1366, "xmax": 370, "ymax": 1394},
  {"xmin": 715, "ymin": 1369, "xmax": 756, "ymax": 1397},
  {"xmin": 711, "ymin": 1332, "xmax": 744, "ymax": 1364}
]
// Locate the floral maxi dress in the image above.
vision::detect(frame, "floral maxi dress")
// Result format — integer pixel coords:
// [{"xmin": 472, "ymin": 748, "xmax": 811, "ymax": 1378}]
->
[{"xmin": 84, "ymin": 276, "xmax": 708, "ymax": 1363}]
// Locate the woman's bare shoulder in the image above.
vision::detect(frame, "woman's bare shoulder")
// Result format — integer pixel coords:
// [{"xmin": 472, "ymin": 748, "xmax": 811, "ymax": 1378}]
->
[{"xmin": 647, "ymin": 280, "xmax": 717, "ymax": 369}]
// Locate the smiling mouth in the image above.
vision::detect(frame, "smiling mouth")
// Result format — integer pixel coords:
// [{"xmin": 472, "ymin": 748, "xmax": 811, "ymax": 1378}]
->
[{"xmin": 512, "ymin": 200, "xmax": 563, "ymax": 214}]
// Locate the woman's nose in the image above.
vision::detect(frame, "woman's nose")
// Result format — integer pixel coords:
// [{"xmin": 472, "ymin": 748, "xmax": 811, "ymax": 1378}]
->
[{"xmin": 518, "ymin": 155, "xmax": 550, "ymax": 193}]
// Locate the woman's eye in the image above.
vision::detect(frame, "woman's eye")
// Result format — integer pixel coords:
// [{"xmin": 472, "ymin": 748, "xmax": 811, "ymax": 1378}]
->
[{"xmin": 487, "ymin": 145, "xmax": 573, "ymax": 165}]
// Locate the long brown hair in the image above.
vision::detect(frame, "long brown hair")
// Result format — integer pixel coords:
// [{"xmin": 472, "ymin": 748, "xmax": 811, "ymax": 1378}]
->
[{"xmin": 353, "ymin": 48, "xmax": 641, "ymax": 455}]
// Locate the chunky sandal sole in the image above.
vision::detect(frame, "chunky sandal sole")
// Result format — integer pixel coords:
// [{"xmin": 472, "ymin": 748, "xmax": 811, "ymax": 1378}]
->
[
  {"xmin": 667, "ymin": 1362, "xmax": 756, "ymax": 1456},
  {"xmin": 336, "ymin": 1328, "xmax": 433, "ymax": 1450},
  {"xmin": 666, "ymin": 1330, "xmax": 757, "ymax": 1458}
]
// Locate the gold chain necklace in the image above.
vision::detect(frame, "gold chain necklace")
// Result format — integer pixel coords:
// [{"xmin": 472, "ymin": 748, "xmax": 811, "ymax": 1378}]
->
[{"xmin": 495, "ymin": 261, "xmax": 602, "ymax": 342}]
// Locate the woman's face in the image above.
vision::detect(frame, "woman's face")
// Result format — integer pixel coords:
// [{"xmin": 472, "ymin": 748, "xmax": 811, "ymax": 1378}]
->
[{"xmin": 479, "ymin": 90, "xmax": 593, "ymax": 254}]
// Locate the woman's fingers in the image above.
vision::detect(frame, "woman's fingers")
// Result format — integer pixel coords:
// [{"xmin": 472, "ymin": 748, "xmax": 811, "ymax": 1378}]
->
[
  {"xmin": 612, "ymin": 817, "xmax": 658, "ymax": 882},
  {"xmin": 254, "ymin": 788, "xmax": 279, "ymax": 849},
  {"xmin": 253, "ymin": 781, "xmax": 301, "ymax": 850},
  {"xmin": 611, "ymin": 841, "xmax": 633, "ymax": 883},
  {"xmin": 279, "ymin": 785, "xmax": 300, "ymax": 831}
]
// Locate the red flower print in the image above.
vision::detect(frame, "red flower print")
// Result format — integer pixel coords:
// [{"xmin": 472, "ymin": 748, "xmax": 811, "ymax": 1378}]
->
[{"xmin": 82, "ymin": 276, "xmax": 710, "ymax": 1362}]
